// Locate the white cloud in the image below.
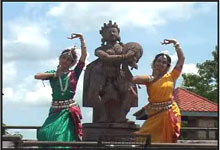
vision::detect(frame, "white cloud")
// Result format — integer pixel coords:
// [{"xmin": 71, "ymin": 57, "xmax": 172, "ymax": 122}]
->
[
  {"xmin": 3, "ymin": 81, "xmax": 52, "ymax": 107},
  {"xmin": 3, "ymin": 20, "xmax": 51, "ymax": 62},
  {"xmin": 23, "ymin": 83, "xmax": 52, "ymax": 106},
  {"xmin": 3, "ymin": 62, "xmax": 17, "ymax": 86},
  {"xmin": 46, "ymin": 2, "xmax": 213, "ymax": 31},
  {"xmin": 182, "ymin": 63, "xmax": 198, "ymax": 74},
  {"xmin": 3, "ymin": 88, "xmax": 14, "ymax": 100}
]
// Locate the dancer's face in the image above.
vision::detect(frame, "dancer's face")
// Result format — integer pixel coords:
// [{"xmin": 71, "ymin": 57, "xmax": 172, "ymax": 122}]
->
[
  {"xmin": 153, "ymin": 55, "xmax": 169, "ymax": 72},
  {"xmin": 59, "ymin": 54, "xmax": 73, "ymax": 69}
]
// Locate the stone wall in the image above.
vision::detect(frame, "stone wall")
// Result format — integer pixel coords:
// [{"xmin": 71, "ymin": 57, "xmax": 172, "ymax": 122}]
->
[
  {"xmin": 197, "ymin": 117, "xmax": 217, "ymax": 140},
  {"xmin": 186, "ymin": 117, "xmax": 217, "ymax": 140}
]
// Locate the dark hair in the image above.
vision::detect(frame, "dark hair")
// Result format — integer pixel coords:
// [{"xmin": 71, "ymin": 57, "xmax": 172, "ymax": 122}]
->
[
  {"xmin": 59, "ymin": 48, "xmax": 78, "ymax": 67},
  {"xmin": 152, "ymin": 53, "xmax": 171, "ymax": 67}
]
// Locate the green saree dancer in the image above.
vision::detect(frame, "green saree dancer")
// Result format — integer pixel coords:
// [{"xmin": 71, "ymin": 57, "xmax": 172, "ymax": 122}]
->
[{"xmin": 35, "ymin": 33, "xmax": 87, "ymax": 142}]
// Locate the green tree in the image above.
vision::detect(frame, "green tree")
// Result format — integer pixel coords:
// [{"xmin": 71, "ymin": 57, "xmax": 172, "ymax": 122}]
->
[{"xmin": 181, "ymin": 46, "xmax": 218, "ymax": 102}]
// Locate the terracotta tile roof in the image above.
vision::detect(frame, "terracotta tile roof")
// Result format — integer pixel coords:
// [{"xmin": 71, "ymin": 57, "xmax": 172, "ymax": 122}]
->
[{"xmin": 173, "ymin": 87, "xmax": 218, "ymax": 112}]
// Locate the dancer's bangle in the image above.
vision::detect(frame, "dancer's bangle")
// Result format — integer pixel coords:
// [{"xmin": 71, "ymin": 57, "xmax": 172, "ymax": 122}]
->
[
  {"xmin": 80, "ymin": 37, "xmax": 85, "ymax": 42},
  {"xmin": 81, "ymin": 45, "xmax": 86, "ymax": 48},
  {"xmin": 174, "ymin": 42, "xmax": 179, "ymax": 47},
  {"xmin": 174, "ymin": 42, "xmax": 181, "ymax": 51},
  {"xmin": 81, "ymin": 41, "xmax": 86, "ymax": 46},
  {"xmin": 148, "ymin": 75, "xmax": 154, "ymax": 82}
]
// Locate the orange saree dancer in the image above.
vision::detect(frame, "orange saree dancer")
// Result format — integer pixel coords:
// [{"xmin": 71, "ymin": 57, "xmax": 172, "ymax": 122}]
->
[{"xmin": 136, "ymin": 68, "xmax": 181, "ymax": 143}]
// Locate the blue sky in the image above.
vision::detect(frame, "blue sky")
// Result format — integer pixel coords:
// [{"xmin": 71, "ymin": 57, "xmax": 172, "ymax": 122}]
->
[{"xmin": 2, "ymin": 2, "xmax": 217, "ymax": 139}]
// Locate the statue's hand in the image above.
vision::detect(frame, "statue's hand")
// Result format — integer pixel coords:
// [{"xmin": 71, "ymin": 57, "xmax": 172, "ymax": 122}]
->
[
  {"xmin": 129, "ymin": 85, "xmax": 137, "ymax": 99},
  {"xmin": 124, "ymin": 50, "xmax": 136, "ymax": 59},
  {"xmin": 125, "ymin": 57, "xmax": 138, "ymax": 70}
]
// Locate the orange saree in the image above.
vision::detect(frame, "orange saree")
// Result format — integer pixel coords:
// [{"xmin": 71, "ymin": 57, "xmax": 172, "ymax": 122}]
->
[{"xmin": 136, "ymin": 68, "xmax": 181, "ymax": 143}]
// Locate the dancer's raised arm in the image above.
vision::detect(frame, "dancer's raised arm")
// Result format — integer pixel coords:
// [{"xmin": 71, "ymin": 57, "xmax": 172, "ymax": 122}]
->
[
  {"xmin": 68, "ymin": 33, "xmax": 87, "ymax": 63},
  {"xmin": 161, "ymin": 39, "xmax": 185, "ymax": 71}
]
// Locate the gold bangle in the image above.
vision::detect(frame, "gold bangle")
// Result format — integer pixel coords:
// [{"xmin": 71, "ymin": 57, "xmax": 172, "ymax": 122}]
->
[
  {"xmin": 80, "ymin": 38, "xmax": 85, "ymax": 42},
  {"xmin": 174, "ymin": 42, "xmax": 179, "ymax": 47},
  {"xmin": 148, "ymin": 75, "xmax": 154, "ymax": 82},
  {"xmin": 174, "ymin": 42, "xmax": 181, "ymax": 50}
]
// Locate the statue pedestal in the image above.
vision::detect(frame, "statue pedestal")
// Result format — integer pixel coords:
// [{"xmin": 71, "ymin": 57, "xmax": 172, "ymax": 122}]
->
[{"xmin": 82, "ymin": 122, "xmax": 140, "ymax": 141}]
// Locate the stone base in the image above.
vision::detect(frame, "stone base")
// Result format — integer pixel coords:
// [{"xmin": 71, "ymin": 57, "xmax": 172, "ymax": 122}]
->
[{"xmin": 82, "ymin": 122, "xmax": 140, "ymax": 141}]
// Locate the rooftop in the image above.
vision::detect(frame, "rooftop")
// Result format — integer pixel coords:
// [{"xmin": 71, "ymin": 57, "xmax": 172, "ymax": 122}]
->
[
  {"xmin": 174, "ymin": 87, "xmax": 218, "ymax": 112},
  {"xmin": 133, "ymin": 87, "xmax": 218, "ymax": 119}
]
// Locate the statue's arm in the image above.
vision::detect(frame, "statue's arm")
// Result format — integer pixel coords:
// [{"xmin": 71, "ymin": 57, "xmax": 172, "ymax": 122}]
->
[
  {"xmin": 95, "ymin": 48, "xmax": 123, "ymax": 62},
  {"xmin": 95, "ymin": 48, "xmax": 135, "ymax": 62}
]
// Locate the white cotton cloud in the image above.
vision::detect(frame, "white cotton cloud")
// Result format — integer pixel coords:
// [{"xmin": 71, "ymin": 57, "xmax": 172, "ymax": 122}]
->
[
  {"xmin": 3, "ymin": 80, "xmax": 52, "ymax": 107},
  {"xmin": 46, "ymin": 2, "xmax": 213, "ymax": 31},
  {"xmin": 182, "ymin": 63, "xmax": 198, "ymax": 75},
  {"xmin": 3, "ymin": 88, "xmax": 14, "ymax": 100},
  {"xmin": 3, "ymin": 20, "xmax": 51, "ymax": 62},
  {"xmin": 3, "ymin": 62, "xmax": 17, "ymax": 86},
  {"xmin": 23, "ymin": 83, "xmax": 52, "ymax": 107}
]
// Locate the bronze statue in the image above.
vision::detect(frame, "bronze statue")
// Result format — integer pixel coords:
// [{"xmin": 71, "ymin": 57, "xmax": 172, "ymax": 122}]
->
[{"xmin": 83, "ymin": 20, "xmax": 143, "ymax": 123}]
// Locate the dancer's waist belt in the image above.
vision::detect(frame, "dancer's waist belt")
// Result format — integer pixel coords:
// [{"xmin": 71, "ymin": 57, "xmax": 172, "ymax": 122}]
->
[
  {"xmin": 51, "ymin": 99, "xmax": 77, "ymax": 109},
  {"xmin": 146, "ymin": 100, "xmax": 173, "ymax": 110}
]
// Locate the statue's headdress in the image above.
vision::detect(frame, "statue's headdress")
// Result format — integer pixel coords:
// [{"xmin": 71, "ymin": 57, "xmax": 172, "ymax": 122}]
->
[
  {"xmin": 100, "ymin": 20, "xmax": 120, "ymax": 36},
  {"xmin": 99, "ymin": 20, "xmax": 122, "ymax": 46}
]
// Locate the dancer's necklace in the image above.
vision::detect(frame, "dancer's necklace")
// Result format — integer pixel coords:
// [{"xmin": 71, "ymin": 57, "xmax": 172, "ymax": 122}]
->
[{"xmin": 59, "ymin": 72, "xmax": 71, "ymax": 95}]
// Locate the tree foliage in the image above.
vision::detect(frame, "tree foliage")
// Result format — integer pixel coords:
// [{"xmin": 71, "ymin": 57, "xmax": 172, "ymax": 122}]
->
[{"xmin": 181, "ymin": 46, "xmax": 218, "ymax": 102}]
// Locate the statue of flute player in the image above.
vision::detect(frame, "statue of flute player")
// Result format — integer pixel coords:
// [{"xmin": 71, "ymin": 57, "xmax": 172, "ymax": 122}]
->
[{"xmin": 83, "ymin": 21, "xmax": 143, "ymax": 123}]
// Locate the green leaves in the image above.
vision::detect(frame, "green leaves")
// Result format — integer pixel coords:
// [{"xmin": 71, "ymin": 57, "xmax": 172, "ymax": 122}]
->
[{"xmin": 181, "ymin": 46, "xmax": 218, "ymax": 102}]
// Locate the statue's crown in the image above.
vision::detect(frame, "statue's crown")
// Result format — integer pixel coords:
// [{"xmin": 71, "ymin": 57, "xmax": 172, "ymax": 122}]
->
[{"xmin": 100, "ymin": 20, "xmax": 120, "ymax": 35}]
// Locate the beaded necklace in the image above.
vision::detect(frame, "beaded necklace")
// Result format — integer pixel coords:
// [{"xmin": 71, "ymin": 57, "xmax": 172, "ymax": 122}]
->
[{"xmin": 59, "ymin": 72, "xmax": 71, "ymax": 95}]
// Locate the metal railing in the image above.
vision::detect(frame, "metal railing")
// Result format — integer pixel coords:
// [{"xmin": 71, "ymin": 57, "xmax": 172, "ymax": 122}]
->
[
  {"xmin": 2, "ymin": 125, "xmax": 218, "ymax": 140},
  {"xmin": 2, "ymin": 135, "xmax": 218, "ymax": 150},
  {"xmin": 2, "ymin": 125, "xmax": 218, "ymax": 149}
]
